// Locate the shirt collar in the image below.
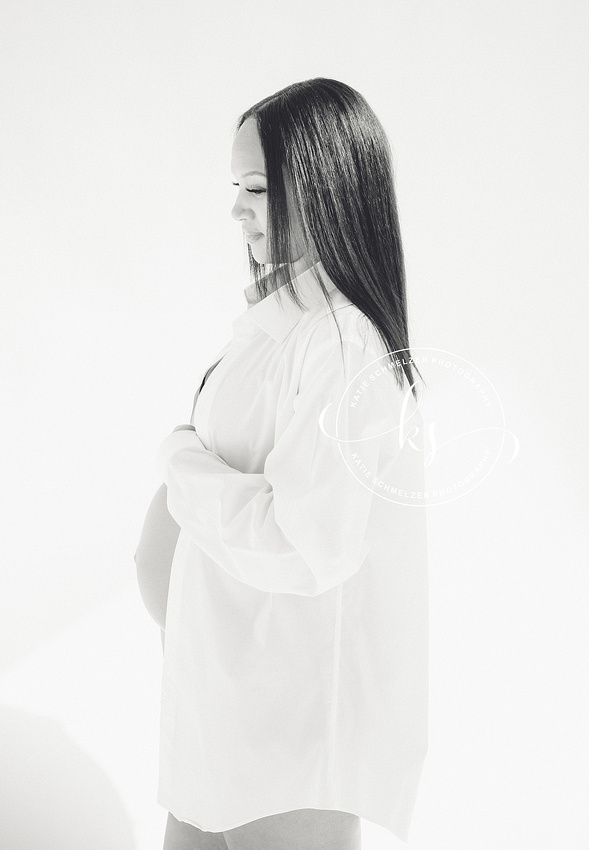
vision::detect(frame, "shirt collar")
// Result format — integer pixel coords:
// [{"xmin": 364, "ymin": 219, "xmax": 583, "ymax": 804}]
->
[{"xmin": 235, "ymin": 261, "xmax": 343, "ymax": 343}]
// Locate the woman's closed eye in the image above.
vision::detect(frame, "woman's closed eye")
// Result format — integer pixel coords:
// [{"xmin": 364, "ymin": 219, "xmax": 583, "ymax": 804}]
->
[{"xmin": 232, "ymin": 183, "xmax": 266, "ymax": 195}]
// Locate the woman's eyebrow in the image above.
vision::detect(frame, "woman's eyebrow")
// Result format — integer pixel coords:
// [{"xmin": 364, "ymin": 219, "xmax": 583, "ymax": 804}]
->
[{"xmin": 239, "ymin": 170, "xmax": 266, "ymax": 178}]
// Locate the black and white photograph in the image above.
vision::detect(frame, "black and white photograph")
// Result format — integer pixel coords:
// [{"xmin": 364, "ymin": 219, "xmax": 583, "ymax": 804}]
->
[{"xmin": 1, "ymin": 2, "xmax": 587, "ymax": 848}]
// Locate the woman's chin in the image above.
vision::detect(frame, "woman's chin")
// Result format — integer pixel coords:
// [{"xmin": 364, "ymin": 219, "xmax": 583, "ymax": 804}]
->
[{"xmin": 249, "ymin": 240, "xmax": 267, "ymax": 265}]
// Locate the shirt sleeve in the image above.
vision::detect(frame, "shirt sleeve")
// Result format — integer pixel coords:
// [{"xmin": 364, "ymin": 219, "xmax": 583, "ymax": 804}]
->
[{"xmin": 157, "ymin": 334, "xmax": 406, "ymax": 596}]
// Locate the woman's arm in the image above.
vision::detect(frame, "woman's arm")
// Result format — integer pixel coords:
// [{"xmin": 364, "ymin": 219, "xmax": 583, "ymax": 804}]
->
[{"xmin": 158, "ymin": 337, "xmax": 404, "ymax": 597}]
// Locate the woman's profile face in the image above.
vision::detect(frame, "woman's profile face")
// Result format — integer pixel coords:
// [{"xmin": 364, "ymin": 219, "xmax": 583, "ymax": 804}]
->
[
  {"xmin": 231, "ymin": 117, "xmax": 307, "ymax": 266},
  {"xmin": 231, "ymin": 118, "xmax": 268, "ymax": 263}
]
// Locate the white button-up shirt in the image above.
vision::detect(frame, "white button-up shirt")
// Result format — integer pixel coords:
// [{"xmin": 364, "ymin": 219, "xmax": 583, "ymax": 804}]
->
[{"xmin": 156, "ymin": 262, "xmax": 428, "ymax": 842}]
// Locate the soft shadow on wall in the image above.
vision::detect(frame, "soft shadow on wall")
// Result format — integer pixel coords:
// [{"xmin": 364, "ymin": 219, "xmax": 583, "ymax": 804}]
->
[{"xmin": 0, "ymin": 704, "xmax": 136, "ymax": 850}]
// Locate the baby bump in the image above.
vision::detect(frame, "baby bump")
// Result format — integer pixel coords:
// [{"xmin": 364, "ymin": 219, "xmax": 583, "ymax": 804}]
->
[{"xmin": 135, "ymin": 483, "xmax": 180, "ymax": 630}]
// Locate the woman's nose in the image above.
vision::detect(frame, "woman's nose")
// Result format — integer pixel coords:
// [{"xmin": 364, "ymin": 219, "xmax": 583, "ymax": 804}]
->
[{"xmin": 231, "ymin": 194, "xmax": 253, "ymax": 222}]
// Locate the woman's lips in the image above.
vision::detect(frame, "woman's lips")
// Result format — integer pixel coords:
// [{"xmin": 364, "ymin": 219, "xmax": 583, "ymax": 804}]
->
[{"xmin": 244, "ymin": 232, "xmax": 263, "ymax": 243}]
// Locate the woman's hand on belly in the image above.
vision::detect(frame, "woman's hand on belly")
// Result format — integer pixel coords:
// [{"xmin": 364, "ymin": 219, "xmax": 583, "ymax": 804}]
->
[{"xmin": 135, "ymin": 483, "xmax": 180, "ymax": 630}]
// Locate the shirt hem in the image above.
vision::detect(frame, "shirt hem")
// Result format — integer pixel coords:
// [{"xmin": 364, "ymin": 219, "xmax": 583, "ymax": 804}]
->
[{"xmin": 158, "ymin": 799, "xmax": 411, "ymax": 843}]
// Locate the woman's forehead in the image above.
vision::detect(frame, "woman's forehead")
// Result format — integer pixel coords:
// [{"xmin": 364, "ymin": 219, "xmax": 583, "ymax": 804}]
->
[{"xmin": 231, "ymin": 118, "xmax": 266, "ymax": 177}]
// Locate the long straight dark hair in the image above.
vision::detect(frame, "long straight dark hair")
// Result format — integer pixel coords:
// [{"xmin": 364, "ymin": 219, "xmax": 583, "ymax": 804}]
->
[{"xmin": 236, "ymin": 78, "xmax": 423, "ymax": 397}]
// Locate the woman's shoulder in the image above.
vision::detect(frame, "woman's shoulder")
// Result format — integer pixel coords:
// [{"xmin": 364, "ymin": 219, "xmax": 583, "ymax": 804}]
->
[
  {"xmin": 291, "ymin": 300, "xmax": 399, "ymax": 401},
  {"xmin": 289, "ymin": 262, "xmax": 370, "ymax": 346},
  {"xmin": 297, "ymin": 295, "xmax": 383, "ymax": 359}
]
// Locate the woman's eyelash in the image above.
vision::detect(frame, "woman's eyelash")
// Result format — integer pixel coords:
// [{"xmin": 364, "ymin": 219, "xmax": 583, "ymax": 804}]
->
[{"xmin": 232, "ymin": 183, "xmax": 266, "ymax": 195}]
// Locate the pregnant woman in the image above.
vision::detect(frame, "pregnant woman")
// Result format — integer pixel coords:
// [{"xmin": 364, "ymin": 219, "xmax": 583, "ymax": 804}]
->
[{"xmin": 136, "ymin": 78, "xmax": 429, "ymax": 850}]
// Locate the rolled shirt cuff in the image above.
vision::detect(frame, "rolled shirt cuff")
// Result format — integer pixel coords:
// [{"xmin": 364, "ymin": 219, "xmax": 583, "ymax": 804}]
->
[{"xmin": 157, "ymin": 428, "xmax": 202, "ymax": 481}]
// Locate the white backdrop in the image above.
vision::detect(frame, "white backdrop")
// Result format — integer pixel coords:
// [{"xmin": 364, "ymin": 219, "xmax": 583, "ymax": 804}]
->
[{"xmin": 1, "ymin": 1, "xmax": 588, "ymax": 848}]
